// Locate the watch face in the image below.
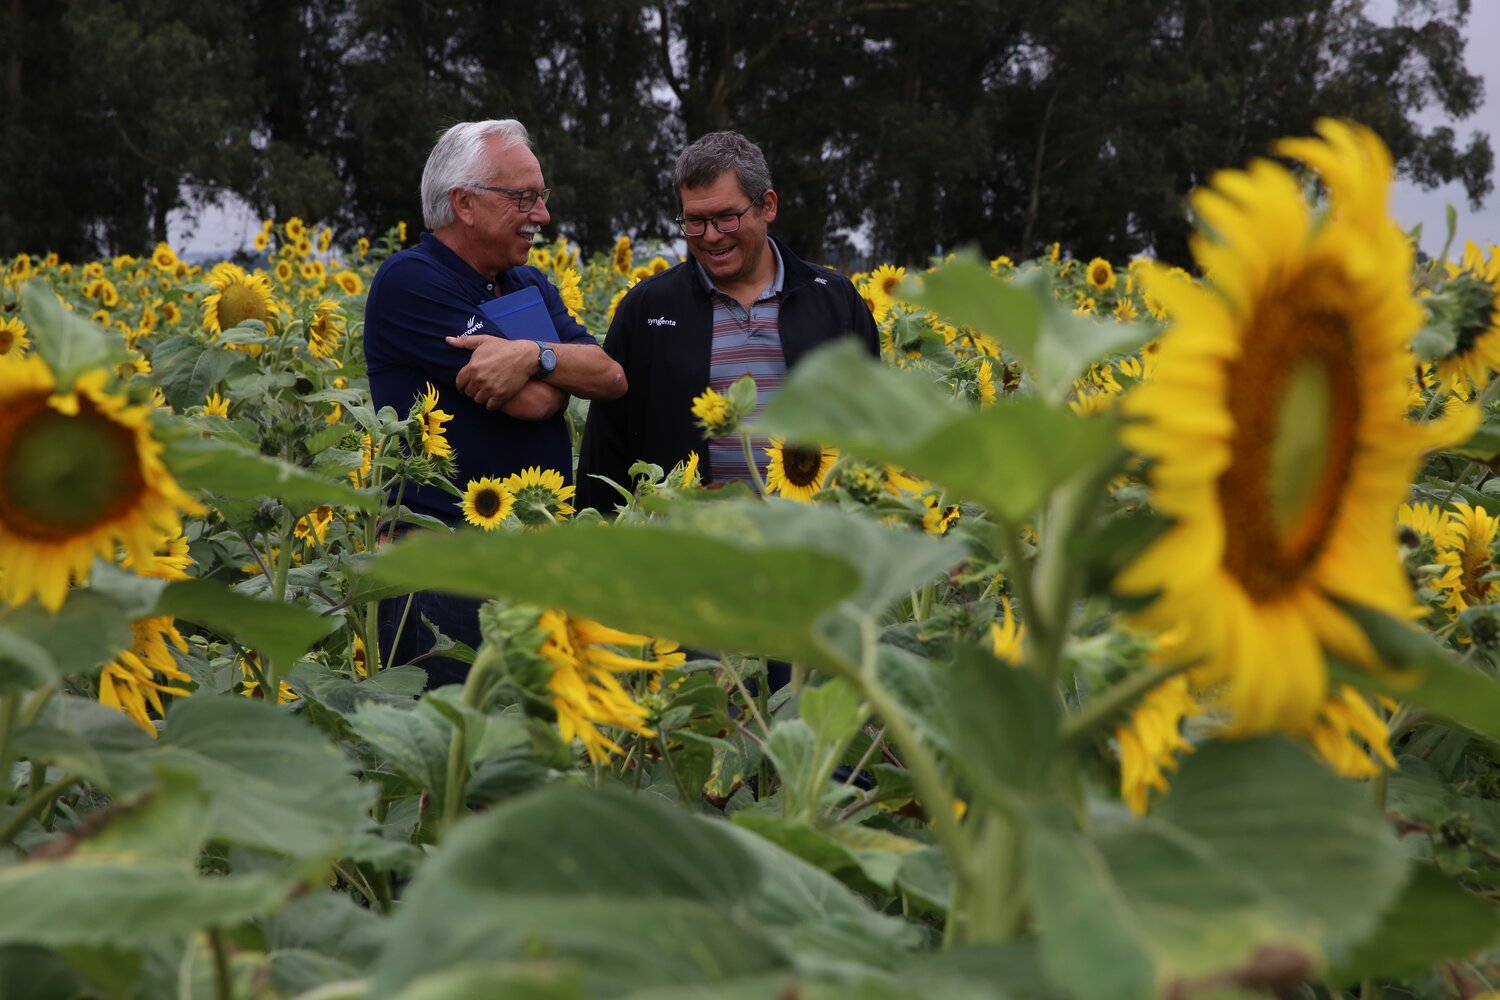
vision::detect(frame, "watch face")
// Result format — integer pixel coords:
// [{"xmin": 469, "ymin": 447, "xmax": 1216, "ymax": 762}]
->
[{"xmin": 539, "ymin": 346, "xmax": 558, "ymax": 374}]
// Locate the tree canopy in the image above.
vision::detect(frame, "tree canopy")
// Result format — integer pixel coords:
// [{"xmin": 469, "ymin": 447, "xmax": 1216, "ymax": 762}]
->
[{"xmin": 1, "ymin": 0, "xmax": 1491, "ymax": 266}]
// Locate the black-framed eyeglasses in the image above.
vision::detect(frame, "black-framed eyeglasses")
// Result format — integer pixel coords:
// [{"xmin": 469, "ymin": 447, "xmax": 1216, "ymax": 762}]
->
[
  {"xmin": 470, "ymin": 184, "xmax": 551, "ymax": 212},
  {"xmin": 675, "ymin": 195, "xmax": 764, "ymax": 237}
]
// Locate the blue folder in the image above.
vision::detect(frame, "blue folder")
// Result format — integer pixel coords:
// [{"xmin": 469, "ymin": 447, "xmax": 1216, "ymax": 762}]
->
[{"xmin": 479, "ymin": 285, "xmax": 559, "ymax": 342}]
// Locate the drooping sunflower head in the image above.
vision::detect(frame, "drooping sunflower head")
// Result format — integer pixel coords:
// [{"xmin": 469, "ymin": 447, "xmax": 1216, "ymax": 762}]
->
[
  {"xmin": 202, "ymin": 392, "xmax": 231, "ymax": 418},
  {"xmin": 765, "ymin": 437, "xmax": 837, "ymax": 503},
  {"xmin": 306, "ymin": 300, "xmax": 346, "ymax": 359},
  {"xmin": 293, "ymin": 504, "xmax": 336, "ymax": 546},
  {"xmin": 611, "ymin": 235, "xmax": 633, "ymax": 275},
  {"xmin": 1115, "ymin": 119, "xmax": 1478, "ymax": 736},
  {"xmin": 1435, "ymin": 501, "xmax": 1500, "ymax": 614},
  {"xmin": 0, "ymin": 357, "xmax": 204, "ymax": 611},
  {"xmin": 201, "ymin": 262, "xmax": 274, "ymax": 336},
  {"xmin": 416, "ymin": 382, "xmax": 453, "ymax": 460},
  {"xmin": 1431, "ymin": 242, "xmax": 1500, "ymax": 395},
  {"xmin": 501, "ymin": 466, "xmax": 576, "ymax": 527},
  {"xmin": 461, "ymin": 476, "xmax": 515, "ymax": 530}
]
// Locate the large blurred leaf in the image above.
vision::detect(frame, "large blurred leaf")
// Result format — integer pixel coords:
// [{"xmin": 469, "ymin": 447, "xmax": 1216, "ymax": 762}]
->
[
  {"xmin": 943, "ymin": 643, "xmax": 1058, "ymax": 802},
  {"xmin": 1329, "ymin": 862, "xmax": 1500, "ymax": 983},
  {"xmin": 1334, "ymin": 600, "xmax": 1500, "ymax": 744},
  {"xmin": 258, "ymin": 892, "xmax": 385, "ymax": 997},
  {"xmin": 0, "ymin": 769, "xmax": 290, "ymax": 948},
  {"xmin": 162, "ymin": 434, "xmax": 374, "ymax": 511},
  {"xmin": 756, "ymin": 340, "xmax": 1119, "ymax": 521},
  {"xmin": 11, "ymin": 696, "xmax": 154, "ymax": 793},
  {"xmin": 0, "ymin": 590, "xmax": 131, "ymax": 686},
  {"xmin": 150, "ymin": 334, "xmax": 247, "ymax": 411},
  {"xmin": 367, "ymin": 785, "xmax": 787, "ymax": 997},
  {"xmin": 152, "ymin": 696, "xmax": 372, "ymax": 859},
  {"xmin": 154, "ymin": 579, "xmax": 341, "ymax": 668},
  {"xmin": 906, "ymin": 258, "xmax": 1152, "ymax": 402},
  {"xmin": 21, "ymin": 281, "xmax": 114, "ymax": 387},
  {"xmin": 361, "ymin": 516, "xmax": 862, "ymax": 672},
  {"xmin": 0, "ymin": 861, "xmax": 290, "ymax": 948},
  {"xmin": 665, "ymin": 498, "xmax": 961, "ymax": 615},
  {"xmin": 1028, "ymin": 738, "xmax": 1407, "ymax": 1000}
]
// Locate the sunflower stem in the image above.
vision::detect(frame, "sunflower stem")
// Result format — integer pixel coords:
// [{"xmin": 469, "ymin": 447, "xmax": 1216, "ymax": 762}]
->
[
  {"xmin": 440, "ymin": 641, "xmax": 503, "ymax": 830},
  {"xmin": 738, "ymin": 431, "xmax": 767, "ymax": 498},
  {"xmin": 0, "ymin": 695, "xmax": 19, "ymax": 804},
  {"xmin": 209, "ymin": 926, "xmax": 234, "ymax": 1000},
  {"xmin": 1058, "ymin": 658, "xmax": 1195, "ymax": 750},
  {"xmin": 846, "ymin": 615, "xmax": 971, "ymax": 934}
]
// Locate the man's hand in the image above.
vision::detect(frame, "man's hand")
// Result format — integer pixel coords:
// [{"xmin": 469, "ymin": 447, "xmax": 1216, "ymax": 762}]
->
[{"xmin": 447, "ymin": 335, "xmax": 536, "ymax": 410}]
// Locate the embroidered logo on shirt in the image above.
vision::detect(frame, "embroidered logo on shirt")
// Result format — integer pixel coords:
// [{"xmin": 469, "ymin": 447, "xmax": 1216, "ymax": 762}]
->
[
  {"xmin": 647, "ymin": 316, "xmax": 678, "ymax": 327},
  {"xmin": 462, "ymin": 314, "xmax": 485, "ymax": 336},
  {"xmin": 814, "ymin": 276, "xmax": 828, "ymax": 284}
]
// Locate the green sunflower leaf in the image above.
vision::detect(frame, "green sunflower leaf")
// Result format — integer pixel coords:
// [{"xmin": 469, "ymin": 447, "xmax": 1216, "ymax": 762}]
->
[
  {"xmin": 755, "ymin": 340, "xmax": 1119, "ymax": 521},
  {"xmin": 152, "ymin": 579, "xmax": 340, "ymax": 670},
  {"xmin": 150, "ymin": 334, "xmax": 250, "ymax": 411},
  {"xmin": 1328, "ymin": 862, "xmax": 1500, "ymax": 984},
  {"xmin": 903, "ymin": 256, "xmax": 1153, "ymax": 403},
  {"xmin": 1333, "ymin": 600, "xmax": 1500, "ymax": 745},
  {"xmin": 160, "ymin": 433, "xmax": 375, "ymax": 512},
  {"xmin": 20, "ymin": 281, "xmax": 116, "ymax": 388},
  {"xmin": 358, "ymin": 515, "xmax": 865, "ymax": 673}
]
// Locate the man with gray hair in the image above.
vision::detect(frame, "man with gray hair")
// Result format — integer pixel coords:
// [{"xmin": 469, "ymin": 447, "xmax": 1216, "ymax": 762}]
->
[
  {"xmin": 364, "ymin": 118, "xmax": 624, "ymax": 684},
  {"xmin": 576, "ymin": 130, "xmax": 878, "ymax": 513}
]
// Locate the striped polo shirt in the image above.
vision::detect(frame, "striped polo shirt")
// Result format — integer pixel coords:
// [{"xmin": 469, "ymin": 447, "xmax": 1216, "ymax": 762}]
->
[{"xmin": 696, "ymin": 242, "xmax": 786, "ymax": 484}]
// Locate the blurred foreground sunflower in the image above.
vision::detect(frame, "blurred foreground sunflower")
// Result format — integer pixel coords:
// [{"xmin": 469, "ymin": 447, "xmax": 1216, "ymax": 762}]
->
[
  {"xmin": 1116, "ymin": 119, "xmax": 1477, "ymax": 736},
  {"xmin": 0, "ymin": 357, "xmax": 203, "ymax": 610}
]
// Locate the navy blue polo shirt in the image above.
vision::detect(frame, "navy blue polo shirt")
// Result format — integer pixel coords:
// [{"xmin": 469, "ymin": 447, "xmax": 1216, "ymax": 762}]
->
[{"xmin": 364, "ymin": 233, "xmax": 594, "ymax": 525}]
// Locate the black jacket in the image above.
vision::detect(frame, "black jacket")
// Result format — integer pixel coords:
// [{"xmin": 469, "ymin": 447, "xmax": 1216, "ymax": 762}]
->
[{"xmin": 576, "ymin": 237, "xmax": 880, "ymax": 513}]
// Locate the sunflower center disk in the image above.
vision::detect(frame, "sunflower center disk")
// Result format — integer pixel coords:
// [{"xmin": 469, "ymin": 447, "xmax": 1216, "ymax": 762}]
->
[
  {"xmin": 1219, "ymin": 306, "xmax": 1359, "ymax": 600},
  {"xmin": 475, "ymin": 488, "xmax": 502, "ymax": 518},
  {"xmin": 783, "ymin": 445, "xmax": 826, "ymax": 487},
  {"xmin": 219, "ymin": 284, "xmax": 268, "ymax": 328},
  {"xmin": 0, "ymin": 401, "xmax": 145, "ymax": 539}
]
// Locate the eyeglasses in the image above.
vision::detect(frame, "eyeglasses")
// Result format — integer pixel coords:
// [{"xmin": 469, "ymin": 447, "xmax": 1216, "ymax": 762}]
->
[
  {"xmin": 675, "ymin": 195, "xmax": 764, "ymax": 237},
  {"xmin": 470, "ymin": 184, "xmax": 551, "ymax": 212}
]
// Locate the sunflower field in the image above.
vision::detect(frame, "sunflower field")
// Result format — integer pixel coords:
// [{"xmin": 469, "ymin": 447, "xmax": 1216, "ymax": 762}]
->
[{"xmin": 3, "ymin": 120, "xmax": 1500, "ymax": 999}]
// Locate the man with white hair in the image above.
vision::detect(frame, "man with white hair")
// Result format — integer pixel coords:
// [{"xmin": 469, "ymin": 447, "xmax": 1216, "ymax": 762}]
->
[{"xmin": 364, "ymin": 119, "xmax": 624, "ymax": 683}]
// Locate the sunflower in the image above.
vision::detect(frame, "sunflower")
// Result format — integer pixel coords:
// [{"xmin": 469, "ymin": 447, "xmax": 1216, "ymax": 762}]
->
[
  {"xmin": 1086, "ymin": 257, "xmax": 1116, "ymax": 292},
  {"xmin": 416, "ymin": 382, "xmax": 453, "ymax": 460},
  {"xmin": 765, "ymin": 437, "xmax": 837, "ymax": 503},
  {"xmin": 502, "ymin": 466, "xmax": 575, "ymax": 526},
  {"xmin": 690, "ymin": 386, "xmax": 737, "ymax": 437},
  {"xmin": 306, "ymin": 300, "xmax": 346, "ymax": 359},
  {"xmin": 870, "ymin": 264, "xmax": 906, "ymax": 302},
  {"xmin": 99, "ymin": 616, "xmax": 194, "ymax": 735},
  {"xmin": 202, "ymin": 393, "xmax": 231, "ymax": 418},
  {"xmin": 397, "ymin": 221, "xmax": 408, "ymax": 243},
  {"xmin": 1397, "ymin": 500, "xmax": 1451, "ymax": 549},
  {"xmin": 1431, "ymin": 241, "xmax": 1500, "ymax": 395},
  {"xmin": 1435, "ymin": 501, "xmax": 1500, "ymax": 614},
  {"xmin": 0, "ymin": 358, "xmax": 204, "ymax": 611},
  {"xmin": 356, "ymin": 237, "xmax": 371, "ymax": 258},
  {"xmin": 274, "ymin": 260, "xmax": 295, "ymax": 285},
  {"xmin": 672, "ymin": 450, "xmax": 701, "ymax": 489},
  {"xmin": 858, "ymin": 282, "xmax": 892, "ymax": 324},
  {"xmin": 318, "ymin": 227, "xmax": 333, "ymax": 253},
  {"xmin": 1308, "ymin": 685, "xmax": 1396, "ymax": 779},
  {"xmin": 1115, "ymin": 119, "xmax": 1478, "ymax": 736},
  {"xmin": 611, "ymin": 235, "xmax": 633, "ymax": 276},
  {"xmin": 293, "ymin": 504, "xmax": 335, "ymax": 546},
  {"xmin": 253, "ymin": 231, "xmax": 270, "ymax": 252},
  {"xmin": 606, "ymin": 287, "xmax": 629, "ymax": 324},
  {"xmin": 333, "ymin": 270, "xmax": 362, "ymax": 295},
  {"xmin": 352, "ymin": 634, "xmax": 369, "ymax": 677},
  {"xmin": 648, "ymin": 255, "xmax": 670, "ymax": 275},
  {"xmin": 150, "ymin": 242, "xmax": 179, "ymax": 272},
  {"xmin": 161, "ymin": 301, "xmax": 182, "ymax": 326},
  {"xmin": 239, "ymin": 650, "xmax": 299, "ymax": 704},
  {"xmin": 557, "ymin": 268, "xmax": 584, "ymax": 320},
  {"xmin": 536, "ymin": 609, "xmax": 665, "ymax": 763},
  {"xmin": 350, "ymin": 433, "xmax": 375, "ymax": 489},
  {"xmin": 0, "ymin": 317, "xmax": 29, "ymax": 357},
  {"xmin": 989, "ymin": 597, "xmax": 1025, "ymax": 665},
  {"xmin": 1116, "ymin": 673, "xmax": 1200, "ymax": 815},
  {"xmin": 201, "ymin": 262, "xmax": 274, "ymax": 336},
  {"xmin": 284, "ymin": 216, "xmax": 307, "ymax": 241},
  {"xmin": 922, "ymin": 495, "xmax": 961, "ymax": 535},
  {"xmin": 461, "ymin": 476, "xmax": 514, "ymax": 530},
  {"xmin": 1113, "ymin": 298, "xmax": 1140, "ymax": 322},
  {"xmin": 975, "ymin": 358, "xmax": 997, "ymax": 407}
]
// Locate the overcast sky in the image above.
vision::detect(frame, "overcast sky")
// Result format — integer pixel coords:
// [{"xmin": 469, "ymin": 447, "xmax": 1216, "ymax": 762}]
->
[{"xmin": 171, "ymin": 1, "xmax": 1500, "ymax": 259}]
